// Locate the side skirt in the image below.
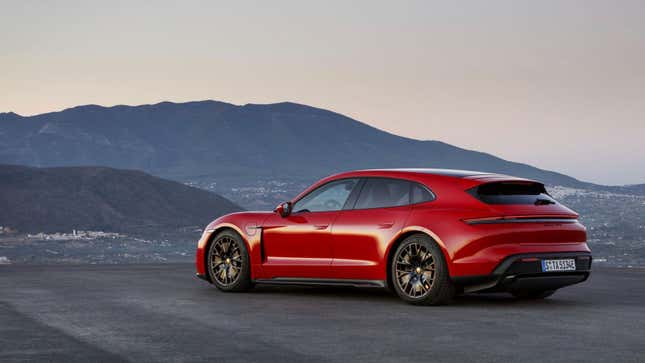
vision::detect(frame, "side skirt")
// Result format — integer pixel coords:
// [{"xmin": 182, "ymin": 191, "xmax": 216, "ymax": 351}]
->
[{"xmin": 254, "ymin": 278, "xmax": 386, "ymax": 288}]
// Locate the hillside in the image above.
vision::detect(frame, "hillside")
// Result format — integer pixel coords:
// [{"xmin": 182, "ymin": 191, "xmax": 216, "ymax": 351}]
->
[
  {"xmin": 0, "ymin": 164, "xmax": 242, "ymax": 234},
  {"xmin": 0, "ymin": 100, "xmax": 591, "ymax": 189}
]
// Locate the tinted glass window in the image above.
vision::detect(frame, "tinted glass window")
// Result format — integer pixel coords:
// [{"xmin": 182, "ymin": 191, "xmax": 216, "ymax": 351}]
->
[
  {"xmin": 293, "ymin": 179, "xmax": 359, "ymax": 213},
  {"xmin": 411, "ymin": 183, "xmax": 434, "ymax": 204},
  {"xmin": 355, "ymin": 178, "xmax": 411, "ymax": 209},
  {"xmin": 468, "ymin": 182, "xmax": 556, "ymax": 205}
]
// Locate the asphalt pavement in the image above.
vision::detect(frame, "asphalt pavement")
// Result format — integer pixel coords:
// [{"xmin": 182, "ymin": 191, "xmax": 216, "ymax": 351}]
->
[{"xmin": 1, "ymin": 264, "xmax": 644, "ymax": 362}]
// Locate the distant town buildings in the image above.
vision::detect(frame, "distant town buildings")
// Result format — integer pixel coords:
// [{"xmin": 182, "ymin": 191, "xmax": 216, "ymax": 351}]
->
[
  {"xmin": 0, "ymin": 226, "xmax": 17, "ymax": 234},
  {"xmin": 26, "ymin": 230, "xmax": 123, "ymax": 241}
]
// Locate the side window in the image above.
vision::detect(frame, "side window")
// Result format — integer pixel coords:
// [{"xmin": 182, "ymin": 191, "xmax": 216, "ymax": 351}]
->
[
  {"xmin": 411, "ymin": 183, "xmax": 434, "ymax": 204},
  {"xmin": 293, "ymin": 179, "xmax": 359, "ymax": 213},
  {"xmin": 354, "ymin": 178, "xmax": 411, "ymax": 209}
]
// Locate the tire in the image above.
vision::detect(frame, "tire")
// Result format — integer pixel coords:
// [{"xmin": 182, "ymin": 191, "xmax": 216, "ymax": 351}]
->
[
  {"xmin": 207, "ymin": 230, "xmax": 253, "ymax": 292},
  {"xmin": 511, "ymin": 289, "xmax": 555, "ymax": 299},
  {"xmin": 390, "ymin": 234, "xmax": 455, "ymax": 305}
]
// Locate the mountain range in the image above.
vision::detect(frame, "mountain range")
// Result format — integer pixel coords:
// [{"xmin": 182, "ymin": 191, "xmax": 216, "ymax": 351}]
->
[
  {"xmin": 4, "ymin": 100, "xmax": 637, "ymax": 193},
  {"xmin": 1, "ymin": 100, "xmax": 643, "ymax": 266},
  {"xmin": 0, "ymin": 164, "xmax": 241, "ymax": 234}
]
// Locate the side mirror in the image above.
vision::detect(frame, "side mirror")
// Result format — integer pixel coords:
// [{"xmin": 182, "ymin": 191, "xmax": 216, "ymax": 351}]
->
[{"xmin": 274, "ymin": 201, "xmax": 292, "ymax": 217}]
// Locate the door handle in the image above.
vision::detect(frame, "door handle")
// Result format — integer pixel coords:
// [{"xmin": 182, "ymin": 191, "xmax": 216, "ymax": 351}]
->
[
  {"xmin": 313, "ymin": 224, "xmax": 329, "ymax": 230},
  {"xmin": 377, "ymin": 222, "xmax": 394, "ymax": 229}
]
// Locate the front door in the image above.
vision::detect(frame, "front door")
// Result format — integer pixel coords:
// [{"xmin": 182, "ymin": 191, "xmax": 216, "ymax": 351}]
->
[{"xmin": 260, "ymin": 178, "xmax": 360, "ymax": 279}]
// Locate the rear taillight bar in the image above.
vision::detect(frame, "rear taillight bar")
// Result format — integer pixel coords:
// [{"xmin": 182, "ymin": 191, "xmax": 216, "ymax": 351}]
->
[{"xmin": 463, "ymin": 217, "xmax": 579, "ymax": 225}]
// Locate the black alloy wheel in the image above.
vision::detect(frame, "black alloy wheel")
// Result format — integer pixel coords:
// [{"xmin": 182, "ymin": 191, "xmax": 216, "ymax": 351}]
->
[
  {"xmin": 391, "ymin": 234, "xmax": 455, "ymax": 305},
  {"xmin": 207, "ymin": 230, "xmax": 252, "ymax": 292},
  {"xmin": 395, "ymin": 242, "xmax": 436, "ymax": 298}
]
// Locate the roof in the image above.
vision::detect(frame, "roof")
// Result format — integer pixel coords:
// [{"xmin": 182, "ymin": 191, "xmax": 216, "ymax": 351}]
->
[
  {"xmin": 339, "ymin": 168, "xmax": 538, "ymax": 186},
  {"xmin": 354, "ymin": 168, "xmax": 495, "ymax": 178},
  {"xmin": 292, "ymin": 168, "xmax": 538, "ymax": 202}
]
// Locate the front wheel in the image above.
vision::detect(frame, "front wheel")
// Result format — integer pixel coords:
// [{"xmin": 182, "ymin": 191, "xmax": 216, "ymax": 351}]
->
[
  {"xmin": 390, "ymin": 234, "xmax": 455, "ymax": 305},
  {"xmin": 207, "ymin": 230, "xmax": 253, "ymax": 292}
]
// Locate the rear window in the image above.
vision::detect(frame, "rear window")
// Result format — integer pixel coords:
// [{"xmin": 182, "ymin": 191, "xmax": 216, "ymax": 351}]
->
[
  {"xmin": 355, "ymin": 178, "xmax": 411, "ymax": 209},
  {"xmin": 467, "ymin": 182, "xmax": 556, "ymax": 205},
  {"xmin": 353, "ymin": 178, "xmax": 435, "ymax": 209}
]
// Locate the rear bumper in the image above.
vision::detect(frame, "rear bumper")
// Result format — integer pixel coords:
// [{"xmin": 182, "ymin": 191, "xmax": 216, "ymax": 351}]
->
[{"xmin": 453, "ymin": 252, "xmax": 592, "ymax": 293}]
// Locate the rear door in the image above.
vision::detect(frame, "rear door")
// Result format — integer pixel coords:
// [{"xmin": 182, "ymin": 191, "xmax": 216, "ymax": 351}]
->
[{"xmin": 330, "ymin": 178, "xmax": 415, "ymax": 280}]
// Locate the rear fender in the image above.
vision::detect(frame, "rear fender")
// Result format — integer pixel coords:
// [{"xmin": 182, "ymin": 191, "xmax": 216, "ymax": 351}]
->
[{"xmin": 388, "ymin": 226, "xmax": 453, "ymax": 276}]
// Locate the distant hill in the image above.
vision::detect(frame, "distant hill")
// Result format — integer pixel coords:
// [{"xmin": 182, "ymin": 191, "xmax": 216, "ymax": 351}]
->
[
  {"xmin": 622, "ymin": 184, "xmax": 645, "ymax": 195},
  {"xmin": 0, "ymin": 100, "xmax": 597, "ymax": 189},
  {"xmin": 0, "ymin": 165, "xmax": 242, "ymax": 233}
]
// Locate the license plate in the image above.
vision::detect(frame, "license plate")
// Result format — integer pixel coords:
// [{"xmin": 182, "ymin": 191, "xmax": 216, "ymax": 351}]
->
[{"xmin": 541, "ymin": 259, "xmax": 576, "ymax": 272}]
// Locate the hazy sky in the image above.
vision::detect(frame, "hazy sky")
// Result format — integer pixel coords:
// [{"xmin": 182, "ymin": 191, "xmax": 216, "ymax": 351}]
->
[{"xmin": 1, "ymin": 0, "xmax": 644, "ymax": 185}]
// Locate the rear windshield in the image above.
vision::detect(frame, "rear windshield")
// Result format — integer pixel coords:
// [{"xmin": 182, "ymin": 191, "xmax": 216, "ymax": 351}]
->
[{"xmin": 467, "ymin": 182, "xmax": 556, "ymax": 205}]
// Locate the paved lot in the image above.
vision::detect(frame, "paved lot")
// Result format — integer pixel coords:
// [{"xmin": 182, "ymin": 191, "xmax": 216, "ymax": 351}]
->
[{"xmin": 1, "ymin": 264, "xmax": 644, "ymax": 362}]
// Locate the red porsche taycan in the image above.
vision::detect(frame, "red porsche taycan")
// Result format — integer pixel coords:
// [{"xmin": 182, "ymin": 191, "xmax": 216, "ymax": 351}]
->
[{"xmin": 196, "ymin": 169, "xmax": 591, "ymax": 305}]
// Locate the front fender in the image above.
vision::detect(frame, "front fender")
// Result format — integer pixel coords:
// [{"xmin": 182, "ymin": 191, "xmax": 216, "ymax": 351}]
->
[{"xmin": 196, "ymin": 212, "xmax": 272, "ymax": 279}]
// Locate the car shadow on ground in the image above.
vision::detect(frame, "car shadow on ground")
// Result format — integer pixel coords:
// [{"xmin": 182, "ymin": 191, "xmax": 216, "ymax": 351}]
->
[{"xmin": 212, "ymin": 284, "xmax": 588, "ymax": 308}]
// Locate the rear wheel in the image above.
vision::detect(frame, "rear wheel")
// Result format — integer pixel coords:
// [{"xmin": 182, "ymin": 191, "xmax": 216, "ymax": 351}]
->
[
  {"xmin": 511, "ymin": 289, "xmax": 555, "ymax": 299},
  {"xmin": 207, "ymin": 230, "xmax": 253, "ymax": 292},
  {"xmin": 391, "ymin": 234, "xmax": 454, "ymax": 305}
]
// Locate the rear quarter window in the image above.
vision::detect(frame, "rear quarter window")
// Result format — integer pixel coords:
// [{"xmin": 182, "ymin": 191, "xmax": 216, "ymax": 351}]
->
[{"xmin": 411, "ymin": 183, "xmax": 435, "ymax": 204}]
